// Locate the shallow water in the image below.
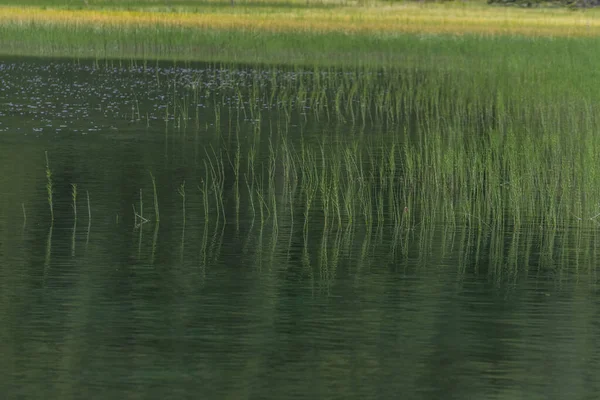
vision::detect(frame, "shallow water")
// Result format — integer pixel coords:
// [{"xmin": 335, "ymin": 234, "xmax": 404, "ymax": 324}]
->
[{"xmin": 1, "ymin": 57, "xmax": 599, "ymax": 399}]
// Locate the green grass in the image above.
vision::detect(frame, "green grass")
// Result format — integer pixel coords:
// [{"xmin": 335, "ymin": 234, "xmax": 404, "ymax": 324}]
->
[
  {"xmin": 0, "ymin": 17, "xmax": 597, "ymax": 70},
  {"xmin": 3, "ymin": 0, "xmax": 600, "ymax": 65},
  {"xmin": 149, "ymin": 171, "xmax": 160, "ymax": 222}
]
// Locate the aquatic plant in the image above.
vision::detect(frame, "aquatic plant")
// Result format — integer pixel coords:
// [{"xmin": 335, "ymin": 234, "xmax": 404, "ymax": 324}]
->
[
  {"xmin": 44, "ymin": 151, "xmax": 54, "ymax": 224},
  {"xmin": 86, "ymin": 190, "xmax": 91, "ymax": 228},
  {"xmin": 134, "ymin": 188, "xmax": 149, "ymax": 228},
  {"xmin": 71, "ymin": 183, "xmax": 78, "ymax": 222},
  {"xmin": 71, "ymin": 183, "xmax": 78, "ymax": 257},
  {"xmin": 150, "ymin": 171, "xmax": 159, "ymax": 222}
]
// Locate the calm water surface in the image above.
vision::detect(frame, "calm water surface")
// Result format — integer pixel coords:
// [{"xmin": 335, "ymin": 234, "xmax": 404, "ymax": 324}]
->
[{"xmin": 0, "ymin": 57, "xmax": 599, "ymax": 399}]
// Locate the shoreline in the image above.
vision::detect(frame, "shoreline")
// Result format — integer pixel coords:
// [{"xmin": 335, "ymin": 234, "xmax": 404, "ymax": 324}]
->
[
  {"xmin": 1, "ymin": 3, "xmax": 600, "ymax": 37},
  {"xmin": 1, "ymin": 2, "xmax": 600, "ymax": 65}
]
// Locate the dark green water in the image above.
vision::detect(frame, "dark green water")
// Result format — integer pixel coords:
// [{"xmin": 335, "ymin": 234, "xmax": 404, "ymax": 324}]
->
[{"xmin": 1, "ymin": 58, "xmax": 599, "ymax": 399}]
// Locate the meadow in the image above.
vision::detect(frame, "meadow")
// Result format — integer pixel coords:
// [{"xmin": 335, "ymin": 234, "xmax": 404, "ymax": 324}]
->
[{"xmin": 2, "ymin": 0, "xmax": 600, "ymax": 64}]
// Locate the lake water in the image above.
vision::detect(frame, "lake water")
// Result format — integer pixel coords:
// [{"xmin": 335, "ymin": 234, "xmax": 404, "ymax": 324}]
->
[{"xmin": 1, "ymin": 57, "xmax": 599, "ymax": 399}]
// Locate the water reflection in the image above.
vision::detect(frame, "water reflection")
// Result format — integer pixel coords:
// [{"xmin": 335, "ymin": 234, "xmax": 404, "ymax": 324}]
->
[{"xmin": 2, "ymin": 195, "xmax": 600, "ymax": 399}]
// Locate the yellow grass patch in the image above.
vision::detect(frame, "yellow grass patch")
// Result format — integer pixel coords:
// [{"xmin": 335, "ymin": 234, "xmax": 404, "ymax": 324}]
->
[{"xmin": 1, "ymin": 4, "xmax": 600, "ymax": 37}]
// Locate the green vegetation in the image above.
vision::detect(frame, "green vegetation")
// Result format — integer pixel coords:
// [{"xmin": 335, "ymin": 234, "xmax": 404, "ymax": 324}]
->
[
  {"xmin": 3, "ymin": 0, "xmax": 600, "ymax": 65},
  {"xmin": 71, "ymin": 183, "xmax": 78, "ymax": 221},
  {"xmin": 0, "ymin": 3, "xmax": 598, "ymax": 392},
  {"xmin": 150, "ymin": 171, "xmax": 160, "ymax": 222},
  {"xmin": 1, "ymin": 0, "xmax": 598, "ymax": 281},
  {"xmin": 34, "ymin": 59, "xmax": 600, "ymax": 235},
  {"xmin": 45, "ymin": 151, "xmax": 54, "ymax": 224}
]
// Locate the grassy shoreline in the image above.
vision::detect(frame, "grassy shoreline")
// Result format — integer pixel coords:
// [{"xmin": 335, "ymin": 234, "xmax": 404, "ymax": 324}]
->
[
  {"xmin": 1, "ymin": 1, "xmax": 600, "ymax": 65},
  {"xmin": 3, "ymin": 2, "xmax": 600, "ymax": 37}
]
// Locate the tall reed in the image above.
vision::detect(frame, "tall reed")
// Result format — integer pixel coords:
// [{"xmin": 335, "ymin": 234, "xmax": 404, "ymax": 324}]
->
[
  {"xmin": 45, "ymin": 151, "xmax": 54, "ymax": 224},
  {"xmin": 150, "ymin": 171, "xmax": 160, "ymax": 222},
  {"xmin": 71, "ymin": 184, "xmax": 78, "ymax": 221}
]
